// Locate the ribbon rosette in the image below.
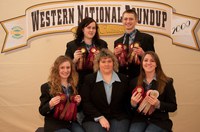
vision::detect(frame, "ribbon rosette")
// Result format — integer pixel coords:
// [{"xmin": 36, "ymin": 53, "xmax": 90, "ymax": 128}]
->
[
  {"xmin": 128, "ymin": 42, "xmax": 140, "ymax": 65},
  {"xmin": 116, "ymin": 43, "xmax": 127, "ymax": 66},
  {"xmin": 77, "ymin": 47, "xmax": 87, "ymax": 70},
  {"xmin": 85, "ymin": 47, "xmax": 98, "ymax": 70},
  {"xmin": 137, "ymin": 89, "xmax": 159, "ymax": 115},
  {"xmin": 132, "ymin": 86, "xmax": 145, "ymax": 100},
  {"xmin": 53, "ymin": 93, "xmax": 67, "ymax": 119},
  {"xmin": 54, "ymin": 94, "xmax": 77, "ymax": 121}
]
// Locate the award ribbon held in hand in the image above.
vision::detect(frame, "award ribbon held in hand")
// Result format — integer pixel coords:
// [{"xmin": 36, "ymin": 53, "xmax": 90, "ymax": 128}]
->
[
  {"xmin": 132, "ymin": 86, "xmax": 159, "ymax": 115},
  {"xmin": 85, "ymin": 47, "xmax": 98, "ymax": 70},
  {"xmin": 139, "ymin": 90, "xmax": 159, "ymax": 115},
  {"xmin": 77, "ymin": 47, "xmax": 87, "ymax": 70},
  {"xmin": 54, "ymin": 94, "xmax": 67, "ymax": 119},
  {"xmin": 54, "ymin": 94, "xmax": 77, "ymax": 121},
  {"xmin": 116, "ymin": 43, "xmax": 127, "ymax": 66},
  {"xmin": 128, "ymin": 42, "xmax": 141, "ymax": 65}
]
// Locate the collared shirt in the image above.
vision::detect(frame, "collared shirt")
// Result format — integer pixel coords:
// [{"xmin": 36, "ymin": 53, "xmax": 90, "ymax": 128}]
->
[
  {"xmin": 96, "ymin": 70, "xmax": 121, "ymax": 104},
  {"xmin": 62, "ymin": 83, "xmax": 73, "ymax": 98},
  {"xmin": 143, "ymin": 74, "xmax": 157, "ymax": 91},
  {"xmin": 94, "ymin": 70, "xmax": 121, "ymax": 122},
  {"xmin": 123, "ymin": 29, "xmax": 137, "ymax": 45},
  {"xmin": 81, "ymin": 40, "xmax": 94, "ymax": 52}
]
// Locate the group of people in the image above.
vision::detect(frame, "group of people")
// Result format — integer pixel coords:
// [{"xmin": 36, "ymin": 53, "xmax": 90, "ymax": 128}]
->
[{"xmin": 39, "ymin": 9, "xmax": 177, "ymax": 132}]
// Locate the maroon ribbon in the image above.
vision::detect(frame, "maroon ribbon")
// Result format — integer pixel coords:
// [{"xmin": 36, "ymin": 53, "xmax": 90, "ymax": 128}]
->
[
  {"xmin": 116, "ymin": 43, "xmax": 128, "ymax": 66},
  {"xmin": 77, "ymin": 47, "xmax": 87, "ymax": 70},
  {"xmin": 132, "ymin": 86, "xmax": 159, "ymax": 115},
  {"xmin": 128, "ymin": 43, "xmax": 140, "ymax": 65},
  {"xmin": 53, "ymin": 94, "xmax": 77, "ymax": 121},
  {"xmin": 85, "ymin": 47, "xmax": 98, "ymax": 70}
]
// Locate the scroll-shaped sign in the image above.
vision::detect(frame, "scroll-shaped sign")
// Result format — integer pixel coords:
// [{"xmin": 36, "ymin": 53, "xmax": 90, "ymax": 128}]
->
[{"xmin": 0, "ymin": 0, "xmax": 199, "ymax": 53}]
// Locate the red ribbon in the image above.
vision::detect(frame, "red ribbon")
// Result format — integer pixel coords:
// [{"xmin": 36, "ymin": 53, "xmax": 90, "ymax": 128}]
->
[
  {"xmin": 53, "ymin": 94, "xmax": 77, "ymax": 121},
  {"xmin": 85, "ymin": 47, "xmax": 98, "ymax": 70},
  {"xmin": 77, "ymin": 47, "xmax": 87, "ymax": 70},
  {"xmin": 128, "ymin": 43, "xmax": 140, "ymax": 65},
  {"xmin": 116, "ymin": 43, "xmax": 128, "ymax": 66},
  {"xmin": 132, "ymin": 86, "xmax": 159, "ymax": 115}
]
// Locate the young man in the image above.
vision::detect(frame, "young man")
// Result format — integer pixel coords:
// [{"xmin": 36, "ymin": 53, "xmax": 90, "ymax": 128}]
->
[{"xmin": 114, "ymin": 9, "xmax": 155, "ymax": 80}]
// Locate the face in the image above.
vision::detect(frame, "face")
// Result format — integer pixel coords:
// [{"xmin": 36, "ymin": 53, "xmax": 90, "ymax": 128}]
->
[
  {"xmin": 83, "ymin": 22, "xmax": 96, "ymax": 40},
  {"xmin": 59, "ymin": 61, "xmax": 71, "ymax": 80},
  {"xmin": 99, "ymin": 57, "xmax": 114, "ymax": 74},
  {"xmin": 122, "ymin": 13, "xmax": 138, "ymax": 32},
  {"xmin": 142, "ymin": 54, "xmax": 157, "ymax": 74}
]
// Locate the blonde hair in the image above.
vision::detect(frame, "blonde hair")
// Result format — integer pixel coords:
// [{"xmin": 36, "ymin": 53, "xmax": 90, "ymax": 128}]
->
[
  {"xmin": 93, "ymin": 48, "xmax": 119, "ymax": 72},
  {"xmin": 48, "ymin": 55, "xmax": 78, "ymax": 96}
]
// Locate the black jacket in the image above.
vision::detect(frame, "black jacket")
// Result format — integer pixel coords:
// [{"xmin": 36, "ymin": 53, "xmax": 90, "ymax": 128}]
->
[
  {"xmin": 80, "ymin": 72, "xmax": 129, "ymax": 122},
  {"xmin": 114, "ymin": 30, "xmax": 155, "ymax": 80},
  {"xmin": 129, "ymin": 78, "xmax": 177, "ymax": 131},
  {"xmin": 39, "ymin": 83, "xmax": 73, "ymax": 132},
  {"xmin": 65, "ymin": 39, "xmax": 108, "ymax": 89}
]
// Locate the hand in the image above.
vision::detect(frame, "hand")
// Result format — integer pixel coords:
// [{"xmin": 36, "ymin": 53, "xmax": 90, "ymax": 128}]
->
[
  {"xmin": 49, "ymin": 96, "xmax": 61, "ymax": 108},
  {"xmin": 133, "ymin": 47, "xmax": 144, "ymax": 56},
  {"xmin": 145, "ymin": 95, "xmax": 160, "ymax": 107},
  {"xmin": 99, "ymin": 116, "xmax": 110, "ymax": 131},
  {"xmin": 114, "ymin": 46, "xmax": 122, "ymax": 55},
  {"xmin": 73, "ymin": 50, "xmax": 83, "ymax": 63},
  {"xmin": 94, "ymin": 50, "xmax": 100, "ymax": 56},
  {"xmin": 74, "ymin": 95, "xmax": 81, "ymax": 105},
  {"xmin": 131, "ymin": 92, "xmax": 142, "ymax": 107}
]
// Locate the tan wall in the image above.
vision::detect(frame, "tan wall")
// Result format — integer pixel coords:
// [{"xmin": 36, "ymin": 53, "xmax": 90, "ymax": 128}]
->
[{"xmin": 0, "ymin": 0, "xmax": 200, "ymax": 131}]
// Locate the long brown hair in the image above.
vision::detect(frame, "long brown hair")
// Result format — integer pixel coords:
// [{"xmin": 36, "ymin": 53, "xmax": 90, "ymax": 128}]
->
[
  {"xmin": 137, "ymin": 51, "xmax": 170, "ymax": 94},
  {"xmin": 48, "ymin": 55, "xmax": 78, "ymax": 96}
]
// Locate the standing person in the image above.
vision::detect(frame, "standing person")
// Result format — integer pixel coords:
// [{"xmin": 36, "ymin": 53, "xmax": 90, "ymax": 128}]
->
[
  {"xmin": 114, "ymin": 9, "xmax": 155, "ymax": 80},
  {"xmin": 65, "ymin": 17, "xmax": 108, "ymax": 89},
  {"xmin": 39, "ymin": 55, "xmax": 84, "ymax": 132},
  {"xmin": 80, "ymin": 49, "xmax": 130, "ymax": 132},
  {"xmin": 65, "ymin": 17, "xmax": 108, "ymax": 124},
  {"xmin": 129, "ymin": 51, "xmax": 177, "ymax": 132}
]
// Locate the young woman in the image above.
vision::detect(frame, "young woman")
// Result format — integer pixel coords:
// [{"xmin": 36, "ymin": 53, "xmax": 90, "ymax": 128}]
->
[
  {"xmin": 65, "ymin": 17, "xmax": 108, "ymax": 124},
  {"xmin": 65, "ymin": 17, "xmax": 108, "ymax": 89},
  {"xmin": 129, "ymin": 51, "xmax": 177, "ymax": 132},
  {"xmin": 39, "ymin": 55, "xmax": 84, "ymax": 132}
]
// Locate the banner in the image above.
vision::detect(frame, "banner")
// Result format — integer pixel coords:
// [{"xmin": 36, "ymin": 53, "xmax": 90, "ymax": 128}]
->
[{"xmin": 1, "ymin": 0, "xmax": 199, "ymax": 52}]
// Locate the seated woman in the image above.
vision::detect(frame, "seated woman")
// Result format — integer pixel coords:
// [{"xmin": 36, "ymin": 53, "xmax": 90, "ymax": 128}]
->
[
  {"xmin": 39, "ymin": 55, "xmax": 84, "ymax": 132},
  {"xmin": 129, "ymin": 51, "xmax": 177, "ymax": 132},
  {"xmin": 80, "ymin": 49, "xmax": 130, "ymax": 132}
]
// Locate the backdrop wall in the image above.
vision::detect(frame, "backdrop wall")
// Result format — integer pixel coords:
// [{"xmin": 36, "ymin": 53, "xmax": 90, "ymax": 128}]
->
[{"xmin": 0, "ymin": 0, "xmax": 200, "ymax": 131}]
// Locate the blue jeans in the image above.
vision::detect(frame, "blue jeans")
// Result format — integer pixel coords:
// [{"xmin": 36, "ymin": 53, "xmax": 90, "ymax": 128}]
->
[
  {"xmin": 129, "ymin": 122, "xmax": 168, "ymax": 132},
  {"xmin": 55, "ymin": 122, "xmax": 85, "ymax": 132},
  {"xmin": 77, "ymin": 111, "xmax": 85, "ymax": 125},
  {"xmin": 83, "ymin": 119, "xmax": 130, "ymax": 132}
]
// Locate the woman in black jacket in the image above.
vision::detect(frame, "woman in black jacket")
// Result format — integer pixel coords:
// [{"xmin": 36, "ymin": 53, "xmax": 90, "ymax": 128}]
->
[
  {"xmin": 65, "ymin": 17, "xmax": 108, "ymax": 89},
  {"xmin": 80, "ymin": 49, "xmax": 130, "ymax": 132},
  {"xmin": 129, "ymin": 51, "xmax": 177, "ymax": 132},
  {"xmin": 39, "ymin": 55, "xmax": 84, "ymax": 132},
  {"xmin": 65, "ymin": 17, "xmax": 108, "ymax": 124}
]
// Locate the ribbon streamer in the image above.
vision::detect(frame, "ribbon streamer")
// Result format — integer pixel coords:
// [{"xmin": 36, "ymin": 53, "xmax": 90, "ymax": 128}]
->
[
  {"xmin": 132, "ymin": 87, "xmax": 159, "ymax": 115},
  {"xmin": 138, "ymin": 90, "xmax": 159, "ymax": 115},
  {"xmin": 128, "ymin": 42, "xmax": 140, "ymax": 65},
  {"xmin": 116, "ymin": 43, "xmax": 127, "ymax": 66},
  {"xmin": 77, "ymin": 47, "xmax": 87, "ymax": 70},
  {"xmin": 85, "ymin": 47, "xmax": 98, "ymax": 70}
]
